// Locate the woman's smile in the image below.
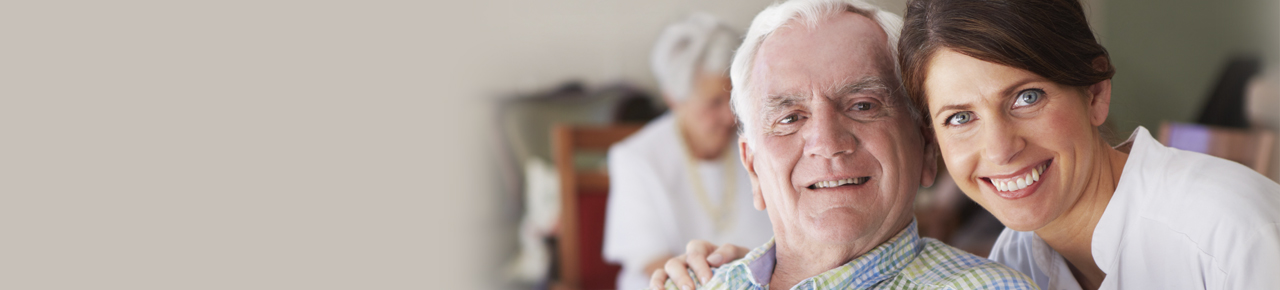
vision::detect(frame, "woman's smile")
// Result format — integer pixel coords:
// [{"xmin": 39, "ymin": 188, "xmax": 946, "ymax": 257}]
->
[{"xmin": 980, "ymin": 159, "xmax": 1051, "ymax": 200}]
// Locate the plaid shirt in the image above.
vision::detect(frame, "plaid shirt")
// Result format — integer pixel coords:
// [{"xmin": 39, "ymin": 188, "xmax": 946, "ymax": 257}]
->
[{"xmin": 667, "ymin": 221, "xmax": 1038, "ymax": 290}]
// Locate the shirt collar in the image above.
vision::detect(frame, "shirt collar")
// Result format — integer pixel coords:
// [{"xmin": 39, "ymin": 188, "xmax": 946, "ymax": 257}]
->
[
  {"xmin": 730, "ymin": 220, "xmax": 924, "ymax": 289},
  {"xmin": 1092, "ymin": 126, "xmax": 1155, "ymax": 273}
]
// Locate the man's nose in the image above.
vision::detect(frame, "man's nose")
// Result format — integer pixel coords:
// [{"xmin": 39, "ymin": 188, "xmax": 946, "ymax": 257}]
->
[
  {"xmin": 804, "ymin": 109, "xmax": 857, "ymax": 159},
  {"xmin": 980, "ymin": 116, "xmax": 1025, "ymax": 165}
]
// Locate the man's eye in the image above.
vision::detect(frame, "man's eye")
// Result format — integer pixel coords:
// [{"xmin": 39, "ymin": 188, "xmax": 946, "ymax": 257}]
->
[
  {"xmin": 1013, "ymin": 89, "xmax": 1044, "ymax": 107},
  {"xmin": 780, "ymin": 114, "xmax": 800, "ymax": 124},
  {"xmin": 945, "ymin": 111, "xmax": 974, "ymax": 126},
  {"xmin": 851, "ymin": 102, "xmax": 875, "ymax": 111}
]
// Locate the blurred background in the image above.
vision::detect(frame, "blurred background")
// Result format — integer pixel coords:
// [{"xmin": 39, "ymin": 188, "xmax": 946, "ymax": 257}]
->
[{"xmin": 4, "ymin": 0, "xmax": 1277, "ymax": 289}]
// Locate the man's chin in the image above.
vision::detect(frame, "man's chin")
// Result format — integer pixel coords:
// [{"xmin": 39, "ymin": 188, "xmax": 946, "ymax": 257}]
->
[{"xmin": 803, "ymin": 210, "xmax": 878, "ymax": 244}]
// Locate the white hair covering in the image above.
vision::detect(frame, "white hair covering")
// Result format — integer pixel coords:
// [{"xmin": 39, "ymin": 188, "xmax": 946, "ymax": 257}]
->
[
  {"xmin": 650, "ymin": 13, "xmax": 741, "ymax": 102},
  {"xmin": 729, "ymin": 0, "xmax": 904, "ymax": 146}
]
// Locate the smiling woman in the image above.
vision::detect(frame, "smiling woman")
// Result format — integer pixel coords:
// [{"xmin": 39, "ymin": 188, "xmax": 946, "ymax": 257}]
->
[
  {"xmin": 920, "ymin": 48, "xmax": 1116, "ymax": 234},
  {"xmin": 898, "ymin": 0, "xmax": 1280, "ymax": 289}
]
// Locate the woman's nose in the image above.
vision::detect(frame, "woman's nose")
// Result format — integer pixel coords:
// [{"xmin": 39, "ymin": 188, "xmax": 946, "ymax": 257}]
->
[{"xmin": 980, "ymin": 117, "xmax": 1025, "ymax": 165}]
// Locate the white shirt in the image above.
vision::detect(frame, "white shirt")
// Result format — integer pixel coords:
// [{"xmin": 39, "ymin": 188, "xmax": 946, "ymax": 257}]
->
[
  {"xmin": 989, "ymin": 126, "xmax": 1280, "ymax": 290},
  {"xmin": 602, "ymin": 114, "xmax": 773, "ymax": 290}
]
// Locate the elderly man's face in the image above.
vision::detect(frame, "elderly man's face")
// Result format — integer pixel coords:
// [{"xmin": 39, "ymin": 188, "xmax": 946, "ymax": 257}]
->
[{"xmin": 740, "ymin": 13, "xmax": 936, "ymax": 248}]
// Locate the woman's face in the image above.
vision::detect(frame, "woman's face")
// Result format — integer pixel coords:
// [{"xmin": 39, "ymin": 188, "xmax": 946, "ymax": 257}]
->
[{"xmin": 922, "ymin": 49, "xmax": 1110, "ymax": 231}]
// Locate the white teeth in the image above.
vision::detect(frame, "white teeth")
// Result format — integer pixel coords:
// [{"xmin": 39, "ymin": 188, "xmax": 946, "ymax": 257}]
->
[
  {"xmin": 814, "ymin": 177, "xmax": 868, "ymax": 189},
  {"xmin": 1000, "ymin": 180, "xmax": 1014, "ymax": 191},
  {"xmin": 993, "ymin": 164, "xmax": 1047, "ymax": 192}
]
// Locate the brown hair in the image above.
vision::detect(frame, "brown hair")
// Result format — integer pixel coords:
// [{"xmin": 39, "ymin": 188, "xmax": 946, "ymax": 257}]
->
[{"xmin": 898, "ymin": 0, "xmax": 1116, "ymax": 125}]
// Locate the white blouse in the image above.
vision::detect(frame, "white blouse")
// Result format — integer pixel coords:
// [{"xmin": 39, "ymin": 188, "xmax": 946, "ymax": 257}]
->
[
  {"xmin": 989, "ymin": 126, "xmax": 1280, "ymax": 289},
  {"xmin": 602, "ymin": 114, "xmax": 773, "ymax": 290}
]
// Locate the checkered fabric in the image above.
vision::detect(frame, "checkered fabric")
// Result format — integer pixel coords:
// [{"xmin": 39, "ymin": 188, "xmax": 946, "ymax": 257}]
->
[{"xmin": 666, "ymin": 220, "xmax": 1038, "ymax": 290}]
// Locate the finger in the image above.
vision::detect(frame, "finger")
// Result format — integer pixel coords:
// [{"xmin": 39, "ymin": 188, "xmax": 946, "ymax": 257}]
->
[
  {"xmin": 733, "ymin": 244, "xmax": 750, "ymax": 258},
  {"xmin": 649, "ymin": 266, "xmax": 668, "ymax": 290},
  {"xmin": 685, "ymin": 241, "xmax": 717, "ymax": 284},
  {"xmin": 725, "ymin": 244, "xmax": 752, "ymax": 264},
  {"xmin": 705, "ymin": 244, "xmax": 736, "ymax": 267},
  {"xmin": 664, "ymin": 254, "xmax": 695, "ymax": 290}
]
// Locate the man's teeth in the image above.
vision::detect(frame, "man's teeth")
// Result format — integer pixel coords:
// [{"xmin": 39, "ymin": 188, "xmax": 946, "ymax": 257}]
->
[
  {"xmin": 994, "ymin": 164, "xmax": 1046, "ymax": 192},
  {"xmin": 813, "ymin": 177, "xmax": 869, "ymax": 189}
]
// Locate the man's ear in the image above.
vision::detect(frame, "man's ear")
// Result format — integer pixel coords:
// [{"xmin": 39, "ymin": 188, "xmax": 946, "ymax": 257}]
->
[
  {"xmin": 1087, "ymin": 57, "xmax": 1113, "ymax": 127},
  {"xmin": 919, "ymin": 126, "xmax": 939, "ymax": 188},
  {"xmin": 739, "ymin": 137, "xmax": 765, "ymax": 211}
]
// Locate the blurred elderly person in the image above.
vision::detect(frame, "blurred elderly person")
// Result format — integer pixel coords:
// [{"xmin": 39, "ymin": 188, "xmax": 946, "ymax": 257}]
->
[
  {"xmin": 652, "ymin": 1, "xmax": 1036, "ymax": 289},
  {"xmin": 602, "ymin": 13, "xmax": 773, "ymax": 290}
]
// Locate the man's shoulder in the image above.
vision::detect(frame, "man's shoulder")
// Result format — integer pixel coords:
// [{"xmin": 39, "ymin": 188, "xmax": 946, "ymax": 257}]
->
[{"xmin": 895, "ymin": 238, "xmax": 1038, "ymax": 290}]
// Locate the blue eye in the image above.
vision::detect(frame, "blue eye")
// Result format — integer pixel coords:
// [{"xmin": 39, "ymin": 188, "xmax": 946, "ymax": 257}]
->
[
  {"xmin": 1014, "ymin": 89, "xmax": 1044, "ymax": 107},
  {"xmin": 945, "ymin": 111, "xmax": 974, "ymax": 126}
]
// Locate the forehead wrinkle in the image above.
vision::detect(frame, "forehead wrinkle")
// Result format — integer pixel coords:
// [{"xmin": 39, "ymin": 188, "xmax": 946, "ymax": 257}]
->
[
  {"xmin": 755, "ymin": 75, "xmax": 890, "ymax": 117},
  {"xmin": 760, "ymin": 93, "xmax": 806, "ymax": 116},
  {"xmin": 832, "ymin": 76, "xmax": 889, "ymax": 97}
]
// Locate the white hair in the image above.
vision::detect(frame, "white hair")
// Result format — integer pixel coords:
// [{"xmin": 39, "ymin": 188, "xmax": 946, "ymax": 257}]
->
[
  {"xmin": 650, "ymin": 13, "xmax": 741, "ymax": 102},
  {"xmin": 729, "ymin": 0, "xmax": 905, "ymax": 147}
]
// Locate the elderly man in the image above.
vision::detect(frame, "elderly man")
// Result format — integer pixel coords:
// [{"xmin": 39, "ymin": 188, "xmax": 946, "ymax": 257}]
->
[{"xmin": 652, "ymin": 0, "xmax": 1037, "ymax": 289}]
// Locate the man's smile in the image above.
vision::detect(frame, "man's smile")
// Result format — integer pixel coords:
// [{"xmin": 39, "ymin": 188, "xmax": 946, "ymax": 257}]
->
[{"xmin": 806, "ymin": 176, "xmax": 871, "ymax": 189}]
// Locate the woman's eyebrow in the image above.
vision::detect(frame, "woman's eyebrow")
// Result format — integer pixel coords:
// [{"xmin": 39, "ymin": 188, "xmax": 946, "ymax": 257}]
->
[
  {"xmin": 934, "ymin": 103, "xmax": 973, "ymax": 119},
  {"xmin": 930, "ymin": 76, "xmax": 1047, "ymax": 119},
  {"xmin": 997, "ymin": 76, "xmax": 1043, "ymax": 97}
]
